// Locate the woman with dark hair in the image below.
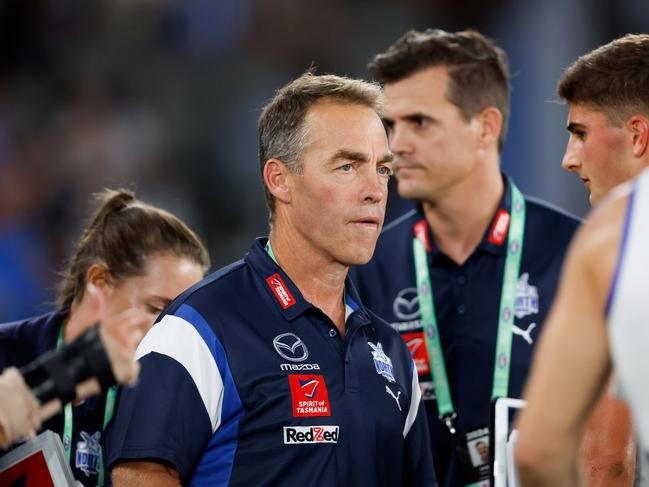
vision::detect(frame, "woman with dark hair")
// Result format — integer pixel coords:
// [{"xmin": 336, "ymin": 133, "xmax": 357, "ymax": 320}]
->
[
  {"xmin": 0, "ymin": 282, "xmax": 140, "ymax": 449},
  {"xmin": 0, "ymin": 188, "xmax": 210, "ymax": 486}
]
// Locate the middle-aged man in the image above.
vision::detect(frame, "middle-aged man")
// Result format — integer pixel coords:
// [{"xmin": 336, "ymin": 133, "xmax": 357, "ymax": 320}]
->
[
  {"xmin": 105, "ymin": 71, "xmax": 437, "ymax": 486},
  {"xmin": 516, "ymin": 33, "xmax": 649, "ymax": 486},
  {"xmin": 349, "ymin": 29, "xmax": 580, "ymax": 487}
]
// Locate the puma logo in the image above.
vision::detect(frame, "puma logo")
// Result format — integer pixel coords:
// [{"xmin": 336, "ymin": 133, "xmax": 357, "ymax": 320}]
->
[
  {"xmin": 513, "ymin": 322, "xmax": 536, "ymax": 345},
  {"xmin": 385, "ymin": 385, "xmax": 402, "ymax": 411}
]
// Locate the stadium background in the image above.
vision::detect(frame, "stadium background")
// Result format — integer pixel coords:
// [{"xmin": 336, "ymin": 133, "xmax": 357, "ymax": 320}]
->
[{"xmin": 1, "ymin": 0, "xmax": 647, "ymax": 321}]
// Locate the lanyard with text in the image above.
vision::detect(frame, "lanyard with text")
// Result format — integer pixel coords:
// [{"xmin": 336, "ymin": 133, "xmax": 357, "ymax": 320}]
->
[
  {"xmin": 57, "ymin": 325, "xmax": 116, "ymax": 487},
  {"xmin": 413, "ymin": 182, "xmax": 526, "ymax": 435}
]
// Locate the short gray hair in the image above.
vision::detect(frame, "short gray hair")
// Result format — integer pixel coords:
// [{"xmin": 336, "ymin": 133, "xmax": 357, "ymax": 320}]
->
[{"xmin": 258, "ymin": 70, "xmax": 384, "ymax": 221}]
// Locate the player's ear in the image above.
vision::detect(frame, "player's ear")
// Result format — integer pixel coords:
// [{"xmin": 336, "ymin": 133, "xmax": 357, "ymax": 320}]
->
[
  {"xmin": 264, "ymin": 158, "xmax": 293, "ymax": 205},
  {"xmin": 627, "ymin": 115, "xmax": 649, "ymax": 158}
]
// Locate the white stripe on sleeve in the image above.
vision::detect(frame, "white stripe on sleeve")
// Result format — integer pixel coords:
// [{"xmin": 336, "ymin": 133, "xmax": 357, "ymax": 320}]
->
[
  {"xmin": 135, "ymin": 314, "xmax": 223, "ymax": 433},
  {"xmin": 403, "ymin": 360, "xmax": 422, "ymax": 438}
]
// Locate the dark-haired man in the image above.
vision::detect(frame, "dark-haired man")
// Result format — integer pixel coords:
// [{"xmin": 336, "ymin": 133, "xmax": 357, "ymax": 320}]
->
[
  {"xmin": 107, "ymin": 71, "xmax": 436, "ymax": 486},
  {"xmin": 516, "ymin": 33, "xmax": 649, "ymax": 486},
  {"xmin": 350, "ymin": 29, "xmax": 579, "ymax": 487}
]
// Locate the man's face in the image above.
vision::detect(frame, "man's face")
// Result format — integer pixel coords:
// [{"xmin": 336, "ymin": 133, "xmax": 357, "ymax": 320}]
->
[
  {"xmin": 383, "ymin": 66, "xmax": 483, "ymax": 202},
  {"xmin": 562, "ymin": 104, "xmax": 637, "ymax": 205},
  {"xmin": 287, "ymin": 101, "xmax": 392, "ymax": 266},
  {"xmin": 476, "ymin": 441, "xmax": 489, "ymax": 462}
]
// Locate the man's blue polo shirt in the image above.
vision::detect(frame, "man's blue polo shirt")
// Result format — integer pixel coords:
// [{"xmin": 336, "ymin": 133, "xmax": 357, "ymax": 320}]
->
[
  {"xmin": 105, "ymin": 238, "xmax": 437, "ymax": 486},
  {"xmin": 349, "ymin": 176, "xmax": 579, "ymax": 487}
]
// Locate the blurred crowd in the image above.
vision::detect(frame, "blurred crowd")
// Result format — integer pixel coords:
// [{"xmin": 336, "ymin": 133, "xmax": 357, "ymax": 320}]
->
[{"xmin": 0, "ymin": 0, "xmax": 646, "ymax": 322}]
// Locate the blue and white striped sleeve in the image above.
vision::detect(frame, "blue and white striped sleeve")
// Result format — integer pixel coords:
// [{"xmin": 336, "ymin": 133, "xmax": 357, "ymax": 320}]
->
[{"xmin": 105, "ymin": 303, "xmax": 243, "ymax": 481}]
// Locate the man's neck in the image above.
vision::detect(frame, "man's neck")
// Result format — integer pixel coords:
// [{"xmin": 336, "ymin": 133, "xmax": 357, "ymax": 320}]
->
[
  {"xmin": 269, "ymin": 224, "xmax": 347, "ymax": 336},
  {"xmin": 422, "ymin": 167, "xmax": 504, "ymax": 265}
]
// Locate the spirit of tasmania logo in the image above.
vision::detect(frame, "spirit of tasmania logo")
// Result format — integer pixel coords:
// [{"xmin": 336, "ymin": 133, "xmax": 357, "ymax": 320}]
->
[
  {"xmin": 266, "ymin": 273, "xmax": 296, "ymax": 309},
  {"xmin": 403, "ymin": 331, "xmax": 431, "ymax": 375},
  {"xmin": 288, "ymin": 374, "xmax": 331, "ymax": 417}
]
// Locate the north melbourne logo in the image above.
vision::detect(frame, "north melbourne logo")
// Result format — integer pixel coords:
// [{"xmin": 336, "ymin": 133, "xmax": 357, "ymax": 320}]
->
[
  {"xmin": 515, "ymin": 273, "xmax": 539, "ymax": 319},
  {"xmin": 284, "ymin": 425, "xmax": 339, "ymax": 444},
  {"xmin": 368, "ymin": 341, "xmax": 396, "ymax": 383},
  {"xmin": 75, "ymin": 431, "xmax": 101, "ymax": 477}
]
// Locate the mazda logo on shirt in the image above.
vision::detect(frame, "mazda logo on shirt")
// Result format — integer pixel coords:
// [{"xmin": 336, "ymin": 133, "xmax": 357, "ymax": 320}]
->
[
  {"xmin": 273, "ymin": 333, "xmax": 309, "ymax": 362},
  {"xmin": 393, "ymin": 288, "xmax": 421, "ymax": 321}
]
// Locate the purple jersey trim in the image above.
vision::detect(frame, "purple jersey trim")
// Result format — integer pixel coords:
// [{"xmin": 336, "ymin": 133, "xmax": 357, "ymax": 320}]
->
[{"xmin": 605, "ymin": 186, "xmax": 637, "ymax": 317}]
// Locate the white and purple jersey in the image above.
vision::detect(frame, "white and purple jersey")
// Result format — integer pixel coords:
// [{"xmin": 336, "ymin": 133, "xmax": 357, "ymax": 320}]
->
[{"xmin": 608, "ymin": 168, "xmax": 649, "ymax": 460}]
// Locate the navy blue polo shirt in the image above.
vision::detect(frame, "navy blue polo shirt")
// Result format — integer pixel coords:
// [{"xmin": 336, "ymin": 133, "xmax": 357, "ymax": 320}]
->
[
  {"xmin": 105, "ymin": 238, "xmax": 437, "ymax": 486},
  {"xmin": 0, "ymin": 311, "xmax": 109, "ymax": 486},
  {"xmin": 0, "ymin": 311, "xmax": 62, "ymax": 372},
  {"xmin": 349, "ymin": 176, "xmax": 579, "ymax": 487}
]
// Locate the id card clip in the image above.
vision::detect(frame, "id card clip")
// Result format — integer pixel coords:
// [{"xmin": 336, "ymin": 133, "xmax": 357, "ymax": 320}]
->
[{"xmin": 441, "ymin": 413, "xmax": 457, "ymax": 435}]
